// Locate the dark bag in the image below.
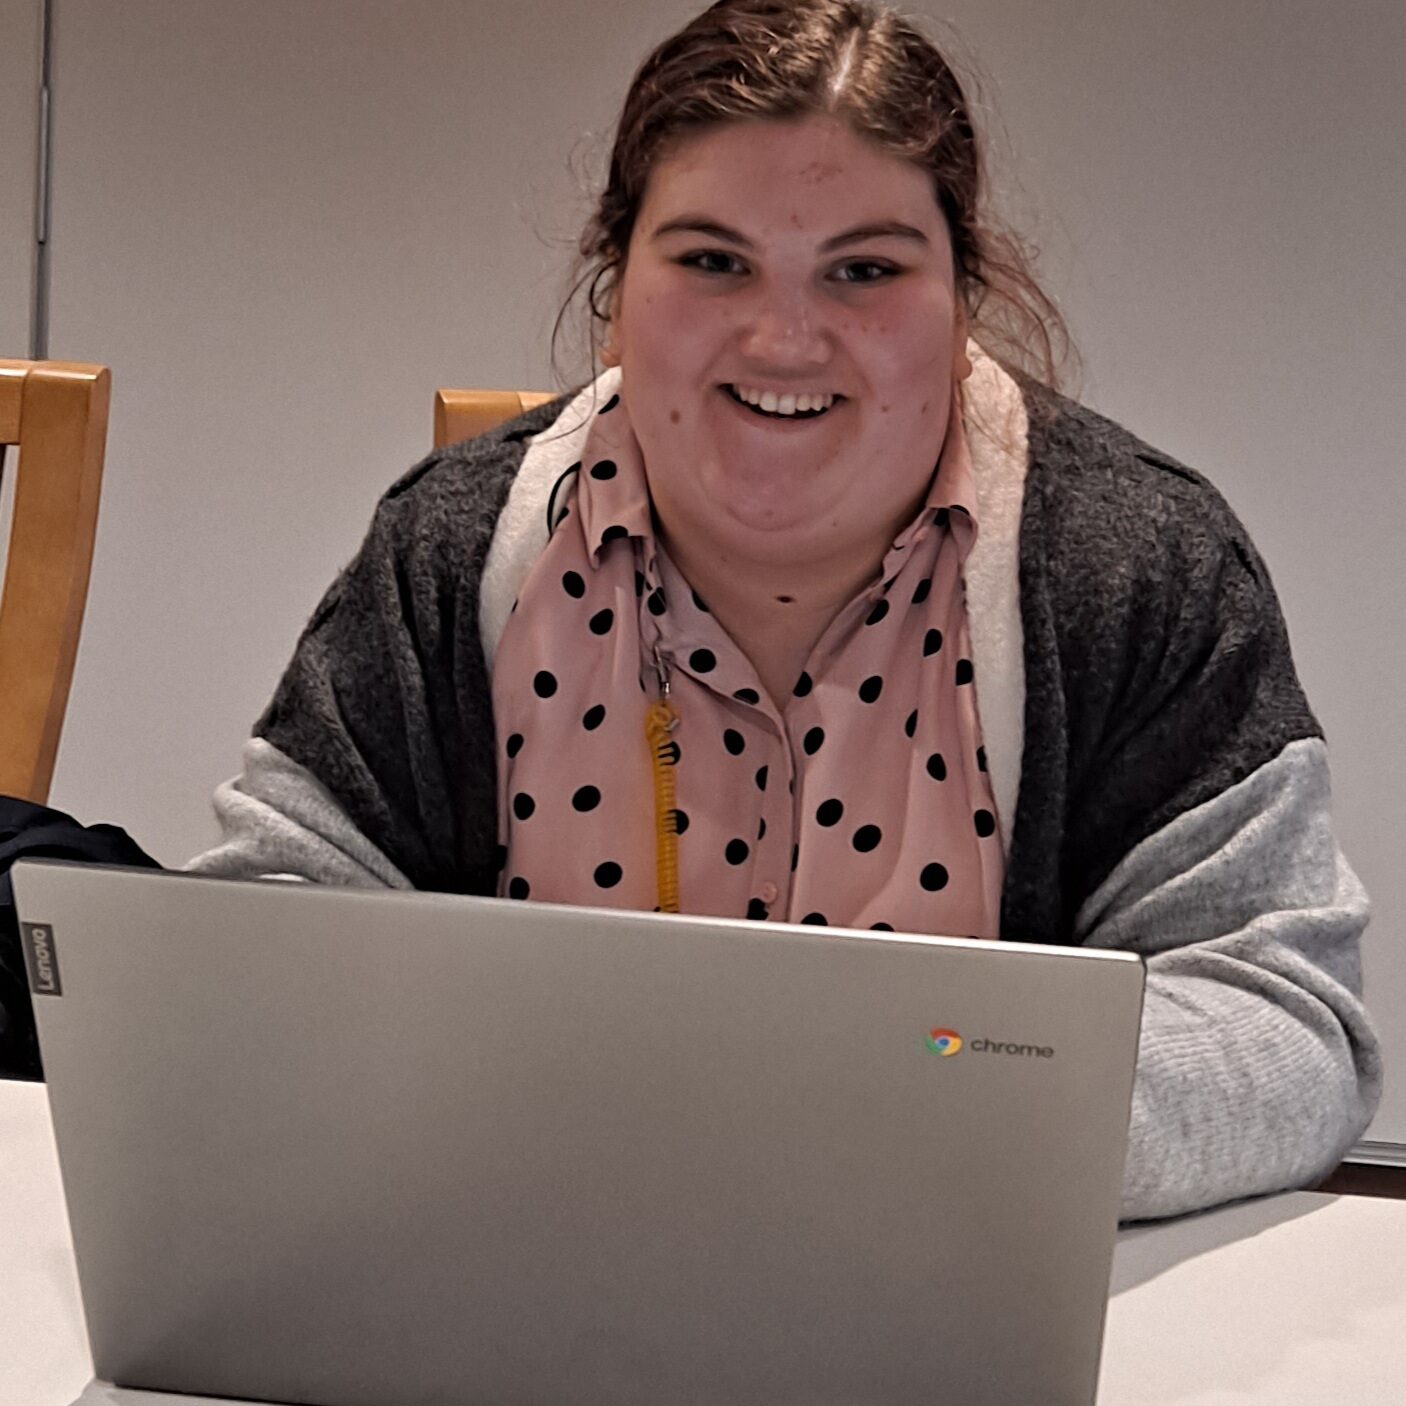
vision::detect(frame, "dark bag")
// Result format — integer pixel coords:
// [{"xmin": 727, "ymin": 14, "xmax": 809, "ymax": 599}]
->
[{"xmin": 0, "ymin": 797, "xmax": 161, "ymax": 1081}]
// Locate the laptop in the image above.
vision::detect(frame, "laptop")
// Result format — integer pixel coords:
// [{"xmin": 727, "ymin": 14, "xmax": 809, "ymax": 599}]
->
[{"xmin": 14, "ymin": 858, "xmax": 1144, "ymax": 1406}]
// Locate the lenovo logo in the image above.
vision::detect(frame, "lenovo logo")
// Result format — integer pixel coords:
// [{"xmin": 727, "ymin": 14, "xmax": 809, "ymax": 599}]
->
[{"xmin": 21, "ymin": 922, "xmax": 63, "ymax": 997}]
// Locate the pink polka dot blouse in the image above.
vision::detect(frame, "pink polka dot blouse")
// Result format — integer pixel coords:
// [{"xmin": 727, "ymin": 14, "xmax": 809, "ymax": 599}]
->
[{"xmin": 491, "ymin": 382, "xmax": 1004, "ymax": 937}]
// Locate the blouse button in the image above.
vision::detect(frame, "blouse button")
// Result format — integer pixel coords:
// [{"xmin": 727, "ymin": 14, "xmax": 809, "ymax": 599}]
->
[{"xmin": 759, "ymin": 882, "xmax": 778, "ymax": 905}]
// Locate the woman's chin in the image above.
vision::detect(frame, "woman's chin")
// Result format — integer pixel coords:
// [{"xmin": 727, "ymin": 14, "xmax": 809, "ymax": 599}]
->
[{"xmin": 707, "ymin": 492, "xmax": 846, "ymax": 558}]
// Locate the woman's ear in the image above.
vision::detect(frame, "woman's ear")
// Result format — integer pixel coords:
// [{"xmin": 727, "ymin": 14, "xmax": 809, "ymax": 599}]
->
[
  {"xmin": 953, "ymin": 304, "xmax": 973, "ymax": 383},
  {"xmin": 598, "ymin": 283, "xmax": 623, "ymax": 369}
]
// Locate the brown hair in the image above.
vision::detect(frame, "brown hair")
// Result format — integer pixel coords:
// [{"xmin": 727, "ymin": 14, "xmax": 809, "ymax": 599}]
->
[{"xmin": 553, "ymin": 0, "xmax": 1079, "ymax": 397}]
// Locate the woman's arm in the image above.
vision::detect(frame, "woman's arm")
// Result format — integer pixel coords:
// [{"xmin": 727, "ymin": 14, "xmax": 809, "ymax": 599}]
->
[
  {"xmin": 1076, "ymin": 736, "xmax": 1380, "ymax": 1221},
  {"xmin": 185, "ymin": 736, "xmax": 411, "ymax": 887},
  {"xmin": 1010, "ymin": 417, "xmax": 1382, "ymax": 1222},
  {"xmin": 185, "ymin": 417, "xmax": 542, "ymax": 891}
]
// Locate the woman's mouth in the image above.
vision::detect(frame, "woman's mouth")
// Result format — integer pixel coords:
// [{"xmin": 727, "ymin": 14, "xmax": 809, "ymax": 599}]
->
[{"xmin": 723, "ymin": 384, "xmax": 842, "ymax": 420}]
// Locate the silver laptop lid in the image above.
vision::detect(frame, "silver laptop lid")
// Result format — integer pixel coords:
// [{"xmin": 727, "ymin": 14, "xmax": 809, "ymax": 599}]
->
[{"xmin": 16, "ymin": 860, "xmax": 1144, "ymax": 1406}]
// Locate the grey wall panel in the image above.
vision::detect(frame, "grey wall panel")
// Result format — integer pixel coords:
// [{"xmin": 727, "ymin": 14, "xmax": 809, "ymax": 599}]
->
[
  {"xmin": 0, "ymin": 0, "xmax": 40, "ymax": 355},
  {"xmin": 43, "ymin": 1, "xmax": 1405, "ymax": 1137}
]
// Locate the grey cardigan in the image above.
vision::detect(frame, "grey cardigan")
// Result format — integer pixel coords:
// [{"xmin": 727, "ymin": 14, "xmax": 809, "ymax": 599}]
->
[{"xmin": 188, "ymin": 355, "xmax": 1382, "ymax": 1222}]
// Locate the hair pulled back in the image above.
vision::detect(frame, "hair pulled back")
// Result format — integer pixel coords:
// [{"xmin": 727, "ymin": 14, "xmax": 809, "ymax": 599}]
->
[{"xmin": 555, "ymin": 0, "xmax": 1076, "ymax": 394}]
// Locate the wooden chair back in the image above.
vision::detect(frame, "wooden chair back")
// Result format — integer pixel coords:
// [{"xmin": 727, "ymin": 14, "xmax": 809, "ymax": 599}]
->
[
  {"xmin": 433, "ymin": 388, "xmax": 555, "ymax": 450},
  {"xmin": 0, "ymin": 360, "xmax": 110, "ymax": 804}
]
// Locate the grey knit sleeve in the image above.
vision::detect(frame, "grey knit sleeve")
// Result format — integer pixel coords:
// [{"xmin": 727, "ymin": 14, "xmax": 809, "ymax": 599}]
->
[
  {"xmin": 1076, "ymin": 736, "xmax": 1382, "ymax": 1221},
  {"xmin": 183, "ymin": 737, "xmax": 411, "ymax": 887}
]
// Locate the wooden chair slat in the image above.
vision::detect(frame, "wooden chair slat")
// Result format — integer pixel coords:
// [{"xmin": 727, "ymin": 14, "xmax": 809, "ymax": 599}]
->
[
  {"xmin": 433, "ymin": 388, "xmax": 555, "ymax": 450},
  {"xmin": 0, "ymin": 359, "xmax": 110, "ymax": 804}
]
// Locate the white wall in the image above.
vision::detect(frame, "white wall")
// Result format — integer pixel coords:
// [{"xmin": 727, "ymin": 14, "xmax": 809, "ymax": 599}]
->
[
  {"xmin": 0, "ymin": 0, "xmax": 39, "ymax": 356},
  {"xmin": 34, "ymin": 1, "xmax": 1406, "ymax": 1138}
]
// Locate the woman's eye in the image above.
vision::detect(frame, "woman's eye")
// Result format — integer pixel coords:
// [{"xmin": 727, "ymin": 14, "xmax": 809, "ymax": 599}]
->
[
  {"xmin": 833, "ymin": 259, "xmax": 898, "ymax": 285},
  {"xmin": 678, "ymin": 250, "xmax": 747, "ymax": 276}
]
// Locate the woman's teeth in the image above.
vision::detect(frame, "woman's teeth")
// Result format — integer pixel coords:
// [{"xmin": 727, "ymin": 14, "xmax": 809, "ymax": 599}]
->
[{"xmin": 727, "ymin": 384, "xmax": 836, "ymax": 418}]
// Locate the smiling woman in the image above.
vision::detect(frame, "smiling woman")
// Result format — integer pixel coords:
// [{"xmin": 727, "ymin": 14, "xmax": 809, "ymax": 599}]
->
[
  {"xmin": 613, "ymin": 115, "xmax": 969, "ymax": 705},
  {"xmin": 187, "ymin": 0, "xmax": 1380, "ymax": 1224}
]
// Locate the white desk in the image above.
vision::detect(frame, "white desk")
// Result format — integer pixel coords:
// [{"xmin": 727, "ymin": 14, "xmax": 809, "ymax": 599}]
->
[{"xmin": 5, "ymin": 1079, "xmax": 1404, "ymax": 1406}]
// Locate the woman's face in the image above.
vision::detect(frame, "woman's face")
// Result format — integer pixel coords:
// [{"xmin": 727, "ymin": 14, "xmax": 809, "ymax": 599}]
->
[{"xmin": 612, "ymin": 114, "xmax": 967, "ymax": 573}]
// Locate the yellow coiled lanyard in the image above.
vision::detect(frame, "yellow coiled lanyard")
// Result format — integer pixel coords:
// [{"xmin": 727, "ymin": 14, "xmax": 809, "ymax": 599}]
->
[{"xmin": 644, "ymin": 646, "xmax": 681, "ymax": 913}]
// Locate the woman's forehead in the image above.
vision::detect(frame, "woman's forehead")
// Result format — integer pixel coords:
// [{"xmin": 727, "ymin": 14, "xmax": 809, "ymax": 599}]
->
[{"xmin": 640, "ymin": 114, "xmax": 943, "ymax": 237}]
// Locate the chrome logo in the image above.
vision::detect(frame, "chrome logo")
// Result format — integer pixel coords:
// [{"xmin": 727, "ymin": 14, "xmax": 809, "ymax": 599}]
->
[{"xmin": 925, "ymin": 1028, "xmax": 963, "ymax": 1056}]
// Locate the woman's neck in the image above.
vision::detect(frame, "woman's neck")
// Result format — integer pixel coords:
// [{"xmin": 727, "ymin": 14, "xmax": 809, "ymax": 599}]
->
[{"xmin": 658, "ymin": 523, "xmax": 887, "ymax": 707}]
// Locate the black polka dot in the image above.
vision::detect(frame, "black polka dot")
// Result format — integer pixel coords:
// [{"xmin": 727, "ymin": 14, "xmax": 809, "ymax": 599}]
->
[
  {"xmin": 589, "ymin": 459, "xmax": 617, "ymax": 480},
  {"xmin": 658, "ymin": 739, "xmax": 681, "ymax": 764},
  {"xmin": 871, "ymin": 922, "xmax": 895, "ymax": 931},
  {"xmin": 923, "ymin": 629, "xmax": 943, "ymax": 657},
  {"xmin": 533, "ymin": 671, "xmax": 557, "ymax": 698},
  {"xmin": 803, "ymin": 726, "xmax": 825, "ymax": 755},
  {"xmin": 691, "ymin": 589, "xmax": 710, "ymax": 613},
  {"xmin": 600, "ymin": 524, "xmax": 628, "ymax": 545},
  {"xmin": 865, "ymin": 599, "xmax": 890, "ymax": 626},
  {"xmin": 974, "ymin": 809, "xmax": 996, "ymax": 838},
  {"xmin": 733, "ymin": 688, "xmax": 760, "ymax": 705},
  {"xmin": 589, "ymin": 608, "xmax": 614, "ymax": 635},
  {"xmin": 816, "ymin": 798, "xmax": 844, "ymax": 827},
  {"xmin": 800, "ymin": 912, "xmax": 828, "ymax": 926},
  {"xmin": 976, "ymin": 745, "xmax": 988, "ymax": 772},
  {"xmin": 634, "ymin": 570, "xmax": 645, "ymax": 597},
  {"xmin": 904, "ymin": 710, "xmax": 917, "ymax": 738},
  {"xmin": 647, "ymin": 588, "xmax": 666, "ymax": 617},
  {"xmin": 690, "ymin": 648, "xmax": 717, "ymax": 673},
  {"xmin": 926, "ymin": 753, "xmax": 947, "ymax": 782},
  {"xmin": 791, "ymin": 843, "xmax": 800, "ymax": 872},
  {"xmin": 920, "ymin": 863, "xmax": 950, "ymax": 892},
  {"xmin": 594, "ymin": 861, "xmax": 623, "ymax": 888},
  {"xmin": 493, "ymin": 844, "xmax": 508, "ymax": 873},
  {"xmin": 582, "ymin": 704, "xmax": 606, "ymax": 730},
  {"xmin": 956, "ymin": 659, "xmax": 974, "ymax": 685},
  {"xmin": 512, "ymin": 792, "xmax": 536, "ymax": 820},
  {"xmin": 572, "ymin": 785, "xmax": 601, "ymax": 813},
  {"xmin": 508, "ymin": 876, "xmax": 530, "ymax": 899},
  {"xmin": 723, "ymin": 729, "xmax": 746, "ymax": 756},
  {"xmin": 757, "ymin": 816, "xmax": 767, "ymax": 840},
  {"xmin": 671, "ymin": 808, "xmax": 689, "ymax": 835},
  {"xmin": 505, "ymin": 732, "xmax": 524, "ymax": 758},
  {"xmin": 562, "ymin": 570, "xmax": 586, "ymax": 598},
  {"xmin": 747, "ymin": 898, "xmax": 769, "ymax": 920},
  {"xmin": 859, "ymin": 675, "xmax": 884, "ymax": 704},
  {"xmin": 935, "ymin": 508, "xmax": 950, "ymax": 528},
  {"xmin": 912, "ymin": 577, "xmax": 932, "ymax": 605},
  {"xmin": 725, "ymin": 838, "xmax": 750, "ymax": 866},
  {"xmin": 852, "ymin": 824, "xmax": 882, "ymax": 853},
  {"xmin": 755, "ymin": 766, "xmax": 768, "ymax": 792},
  {"xmin": 793, "ymin": 671, "xmax": 813, "ymax": 698},
  {"xmin": 598, "ymin": 393, "xmax": 620, "ymax": 414}
]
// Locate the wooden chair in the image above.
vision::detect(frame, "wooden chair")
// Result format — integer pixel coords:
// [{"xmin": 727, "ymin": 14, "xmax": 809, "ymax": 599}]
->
[
  {"xmin": 0, "ymin": 360, "xmax": 110, "ymax": 805},
  {"xmin": 433, "ymin": 388, "xmax": 555, "ymax": 451}
]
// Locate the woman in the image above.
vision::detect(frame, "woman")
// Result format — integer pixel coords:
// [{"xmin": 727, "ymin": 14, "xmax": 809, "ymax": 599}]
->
[{"xmin": 189, "ymin": 0, "xmax": 1381, "ymax": 1221}]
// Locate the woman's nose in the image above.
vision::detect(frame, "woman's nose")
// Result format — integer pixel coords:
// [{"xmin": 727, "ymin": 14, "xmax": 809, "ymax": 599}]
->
[{"xmin": 737, "ymin": 295, "xmax": 833, "ymax": 367}]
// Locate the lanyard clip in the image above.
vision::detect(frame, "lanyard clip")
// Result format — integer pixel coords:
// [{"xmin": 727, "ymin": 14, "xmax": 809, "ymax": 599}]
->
[{"xmin": 652, "ymin": 645, "xmax": 672, "ymax": 701}]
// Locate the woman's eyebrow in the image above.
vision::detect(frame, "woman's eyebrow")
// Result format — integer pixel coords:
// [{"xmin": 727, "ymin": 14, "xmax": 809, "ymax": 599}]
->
[{"xmin": 650, "ymin": 217, "xmax": 930, "ymax": 251}]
